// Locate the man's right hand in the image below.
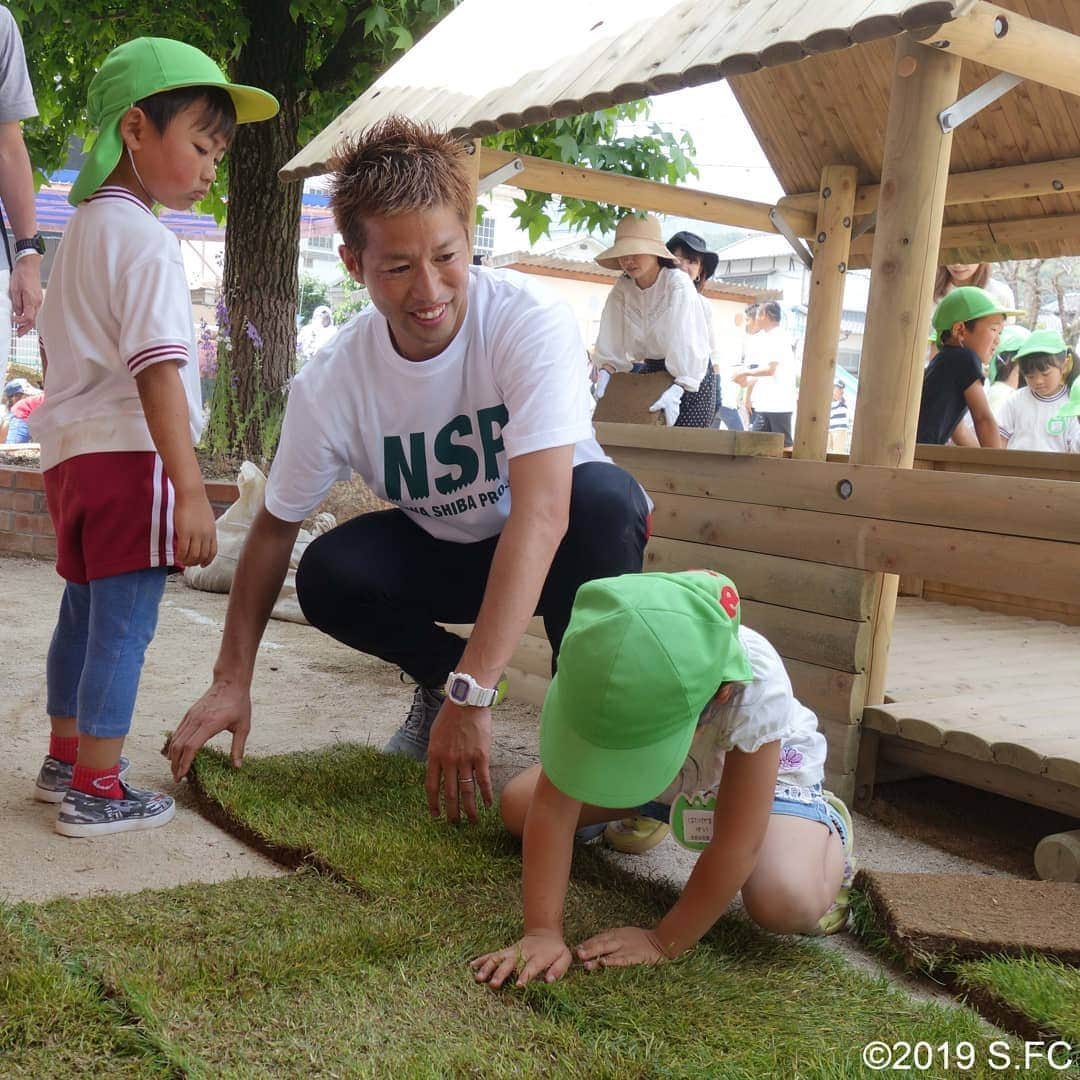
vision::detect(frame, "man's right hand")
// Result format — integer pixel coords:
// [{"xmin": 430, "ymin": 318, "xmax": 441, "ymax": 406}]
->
[{"xmin": 164, "ymin": 678, "xmax": 251, "ymax": 780}]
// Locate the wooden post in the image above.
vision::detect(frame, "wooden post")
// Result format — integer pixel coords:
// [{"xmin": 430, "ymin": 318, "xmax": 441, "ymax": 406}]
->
[
  {"xmin": 467, "ymin": 138, "xmax": 481, "ymax": 257},
  {"xmin": 848, "ymin": 38, "xmax": 961, "ymax": 806},
  {"xmin": 793, "ymin": 164, "xmax": 857, "ymax": 461}
]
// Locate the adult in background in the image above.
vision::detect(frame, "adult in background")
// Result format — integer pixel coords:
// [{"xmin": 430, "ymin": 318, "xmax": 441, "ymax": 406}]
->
[
  {"xmin": 297, "ymin": 303, "xmax": 337, "ymax": 367},
  {"xmin": 592, "ymin": 215, "xmax": 713, "ymax": 427},
  {"xmin": 0, "ymin": 375, "xmax": 41, "ymax": 442},
  {"xmin": 933, "ymin": 264, "xmax": 1016, "ymax": 317},
  {"xmin": 166, "ymin": 117, "xmax": 650, "ymax": 825},
  {"xmin": 738, "ymin": 301, "xmax": 797, "ymax": 447},
  {"xmin": 0, "ymin": 7, "xmax": 45, "ymax": 336}
]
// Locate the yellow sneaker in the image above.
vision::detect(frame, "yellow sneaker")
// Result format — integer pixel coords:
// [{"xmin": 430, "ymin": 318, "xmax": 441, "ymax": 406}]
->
[
  {"xmin": 604, "ymin": 816, "xmax": 670, "ymax": 855},
  {"xmin": 814, "ymin": 792, "xmax": 856, "ymax": 935}
]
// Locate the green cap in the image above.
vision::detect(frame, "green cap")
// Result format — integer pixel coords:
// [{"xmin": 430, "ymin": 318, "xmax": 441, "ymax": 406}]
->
[
  {"xmin": 990, "ymin": 325, "xmax": 1031, "ymax": 381},
  {"xmin": 1013, "ymin": 328, "xmax": 1068, "ymax": 361},
  {"xmin": 1055, "ymin": 378, "xmax": 1080, "ymax": 419},
  {"xmin": 70, "ymin": 37, "xmax": 279, "ymax": 206},
  {"xmin": 539, "ymin": 571, "xmax": 753, "ymax": 809},
  {"xmin": 932, "ymin": 286, "xmax": 1022, "ymax": 346}
]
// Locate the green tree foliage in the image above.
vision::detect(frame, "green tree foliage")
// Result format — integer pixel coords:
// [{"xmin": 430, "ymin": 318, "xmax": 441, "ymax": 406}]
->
[
  {"xmin": 18, "ymin": 2, "xmax": 697, "ymax": 461},
  {"xmin": 296, "ymin": 272, "xmax": 330, "ymax": 323}
]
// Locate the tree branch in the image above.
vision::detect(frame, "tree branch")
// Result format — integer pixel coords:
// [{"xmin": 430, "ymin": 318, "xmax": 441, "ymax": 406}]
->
[{"xmin": 310, "ymin": 9, "xmax": 372, "ymax": 93}]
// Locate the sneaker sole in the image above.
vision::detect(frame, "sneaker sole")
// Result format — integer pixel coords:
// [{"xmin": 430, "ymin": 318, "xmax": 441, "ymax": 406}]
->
[
  {"xmin": 34, "ymin": 760, "xmax": 133, "ymax": 804},
  {"xmin": 604, "ymin": 820, "xmax": 671, "ymax": 855},
  {"xmin": 54, "ymin": 800, "xmax": 175, "ymax": 838}
]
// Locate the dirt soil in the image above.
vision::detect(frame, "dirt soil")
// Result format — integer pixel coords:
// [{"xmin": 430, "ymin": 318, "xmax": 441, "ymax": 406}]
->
[
  {"xmin": 858, "ymin": 870, "xmax": 1080, "ymax": 965},
  {"xmin": 0, "ymin": 554, "xmax": 1044, "ymax": 912}
]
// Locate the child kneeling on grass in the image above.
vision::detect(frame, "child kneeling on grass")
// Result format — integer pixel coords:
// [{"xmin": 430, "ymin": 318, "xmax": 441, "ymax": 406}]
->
[
  {"xmin": 472, "ymin": 570, "xmax": 854, "ymax": 988},
  {"xmin": 31, "ymin": 38, "xmax": 278, "ymax": 836}
]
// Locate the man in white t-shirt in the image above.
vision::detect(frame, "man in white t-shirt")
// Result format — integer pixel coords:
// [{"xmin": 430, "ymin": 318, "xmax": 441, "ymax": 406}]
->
[
  {"xmin": 167, "ymin": 117, "xmax": 650, "ymax": 824},
  {"xmin": 742, "ymin": 302, "xmax": 797, "ymax": 446}
]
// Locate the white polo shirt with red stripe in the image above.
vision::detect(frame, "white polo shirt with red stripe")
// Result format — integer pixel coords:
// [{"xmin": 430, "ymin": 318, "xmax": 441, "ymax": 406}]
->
[{"xmin": 34, "ymin": 187, "xmax": 202, "ymax": 471}]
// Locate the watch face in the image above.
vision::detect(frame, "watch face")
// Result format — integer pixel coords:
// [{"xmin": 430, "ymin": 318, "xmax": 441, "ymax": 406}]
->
[{"xmin": 449, "ymin": 676, "xmax": 471, "ymax": 704}]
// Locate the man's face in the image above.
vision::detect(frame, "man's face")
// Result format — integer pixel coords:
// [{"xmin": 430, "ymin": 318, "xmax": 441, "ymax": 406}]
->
[{"xmin": 341, "ymin": 205, "xmax": 470, "ymax": 361}]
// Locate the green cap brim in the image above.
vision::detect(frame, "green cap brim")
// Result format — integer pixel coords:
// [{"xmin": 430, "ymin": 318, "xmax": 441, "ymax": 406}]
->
[
  {"xmin": 539, "ymin": 673, "xmax": 698, "ymax": 809},
  {"xmin": 69, "ymin": 80, "xmax": 278, "ymax": 206}
]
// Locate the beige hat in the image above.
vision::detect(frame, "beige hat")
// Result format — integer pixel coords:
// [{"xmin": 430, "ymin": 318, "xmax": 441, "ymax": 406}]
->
[{"xmin": 596, "ymin": 215, "xmax": 672, "ymax": 270}]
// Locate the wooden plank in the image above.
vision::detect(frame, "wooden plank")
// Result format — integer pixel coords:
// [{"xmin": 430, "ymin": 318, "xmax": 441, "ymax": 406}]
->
[
  {"xmin": 476, "ymin": 148, "xmax": 818, "ymax": 238},
  {"xmin": 592, "ymin": 371, "xmax": 668, "ymax": 426},
  {"xmin": 913, "ymin": 444, "xmax": 1080, "ymax": 479},
  {"xmin": 794, "ymin": 163, "xmax": 858, "ymax": 461},
  {"xmin": 787, "ymin": 660, "xmax": 866, "ymax": 725},
  {"xmin": 643, "ymin": 536, "xmax": 879, "ymax": 621},
  {"xmin": 820, "ymin": 717, "xmax": 862, "ymax": 776},
  {"xmin": 595, "ymin": 421, "xmax": 783, "ymax": 457},
  {"xmin": 645, "ymin": 491, "xmax": 1080, "ymax": 606},
  {"xmin": 922, "ymin": 583, "xmax": 1080, "ymax": 627},
  {"xmin": 824, "ymin": 766, "xmax": 855, "ymax": 806},
  {"xmin": 613, "ymin": 451, "xmax": 1080, "ymax": 544},
  {"xmin": 880, "ymin": 737, "xmax": 1080, "ymax": 816},
  {"xmin": 742, "ymin": 600, "xmax": 867, "ymax": 674}
]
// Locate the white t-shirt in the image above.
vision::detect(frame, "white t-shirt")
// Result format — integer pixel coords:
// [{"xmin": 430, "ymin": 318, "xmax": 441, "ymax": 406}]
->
[
  {"xmin": 34, "ymin": 188, "xmax": 202, "ymax": 470},
  {"xmin": 745, "ymin": 324, "xmax": 797, "ymax": 412},
  {"xmin": 657, "ymin": 626, "xmax": 827, "ymax": 803},
  {"xmin": 592, "ymin": 268, "xmax": 709, "ymax": 392},
  {"xmin": 265, "ymin": 267, "xmax": 610, "ymax": 542},
  {"xmin": 997, "ymin": 385, "xmax": 1080, "ymax": 452}
]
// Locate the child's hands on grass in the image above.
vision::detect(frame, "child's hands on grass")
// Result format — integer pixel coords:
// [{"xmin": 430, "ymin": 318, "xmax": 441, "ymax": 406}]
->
[
  {"xmin": 175, "ymin": 491, "xmax": 218, "ymax": 568},
  {"xmin": 471, "ymin": 931, "xmax": 572, "ymax": 988},
  {"xmin": 576, "ymin": 926, "xmax": 669, "ymax": 970}
]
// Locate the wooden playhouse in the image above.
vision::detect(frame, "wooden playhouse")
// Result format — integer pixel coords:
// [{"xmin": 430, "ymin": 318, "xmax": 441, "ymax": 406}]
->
[{"xmin": 281, "ymin": 0, "xmax": 1080, "ymax": 877}]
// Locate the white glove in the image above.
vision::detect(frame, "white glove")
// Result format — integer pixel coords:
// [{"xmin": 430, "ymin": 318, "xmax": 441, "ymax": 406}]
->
[
  {"xmin": 594, "ymin": 368, "xmax": 612, "ymax": 400},
  {"xmin": 648, "ymin": 383, "xmax": 684, "ymax": 427}
]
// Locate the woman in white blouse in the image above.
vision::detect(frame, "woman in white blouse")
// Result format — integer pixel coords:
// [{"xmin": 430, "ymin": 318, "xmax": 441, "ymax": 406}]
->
[{"xmin": 593, "ymin": 215, "xmax": 713, "ymax": 427}]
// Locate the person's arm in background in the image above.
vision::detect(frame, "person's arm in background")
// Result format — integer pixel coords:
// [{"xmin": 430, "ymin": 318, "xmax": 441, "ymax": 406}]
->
[
  {"xmin": 963, "ymin": 380, "xmax": 1003, "ymax": 449},
  {"xmin": 592, "ymin": 281, "xmax": 631, "ymax": 374},
  {"xmin": 0, "ymin": 9, "xmax": 43, "ymax": 333}
]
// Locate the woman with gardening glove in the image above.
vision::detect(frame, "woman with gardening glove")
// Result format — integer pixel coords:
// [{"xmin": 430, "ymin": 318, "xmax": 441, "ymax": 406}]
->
[{"xmin": 591, "ymin": 215, "xmax": 714, "ymax": 427}]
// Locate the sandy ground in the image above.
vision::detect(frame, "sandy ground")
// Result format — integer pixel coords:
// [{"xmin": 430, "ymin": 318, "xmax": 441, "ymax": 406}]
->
[{"xmin": 1, "ymin": 556, "xmax": 1010, "ymax": 939}]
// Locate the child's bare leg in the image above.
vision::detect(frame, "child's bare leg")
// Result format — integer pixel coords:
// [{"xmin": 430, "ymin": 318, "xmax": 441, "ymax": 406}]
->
[
  {"xmin": 740, "ymin": 814, "xmax": 843, "ymax": 934},
  {"xmin": 498, "ymin": 764, "xmax": 634, "ymax": 837}
]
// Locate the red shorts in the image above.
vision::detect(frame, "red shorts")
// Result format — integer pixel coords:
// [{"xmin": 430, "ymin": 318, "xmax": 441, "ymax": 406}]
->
[{"xmin": 43, "ymin": 451, "xmax": 179, "ymax": 584}]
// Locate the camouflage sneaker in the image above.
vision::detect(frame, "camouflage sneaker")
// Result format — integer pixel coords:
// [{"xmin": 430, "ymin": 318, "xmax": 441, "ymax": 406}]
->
[
  {"xmin": 34, "ymin": 755, "xmax": 131, "ymax": 804},
  {"xmin": 55, "ymin": 780, "xmax": 174, "ymax": 838},
  {"xmin": 384, "ymin": 685, "xmax": 444, "ymax": 761},
  {"xmin": 604, "ymin": 816, "xmax": 671, "ymax": 855}
]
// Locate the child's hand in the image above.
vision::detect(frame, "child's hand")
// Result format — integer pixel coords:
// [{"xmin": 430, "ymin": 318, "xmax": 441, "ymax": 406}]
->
[
  {"xmin": 174, "ymin": 491, "xmax": 218, "ymax": 567},
  {"xmin": 470, "ymin": 931, "xmax": 572, "ymax": 988},
  {"xmin": 576, "ymin": 926, "xmax": 668, "ymax": 970}
]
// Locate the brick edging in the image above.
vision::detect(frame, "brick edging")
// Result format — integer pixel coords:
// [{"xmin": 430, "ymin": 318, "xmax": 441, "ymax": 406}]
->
[{"xmin": 0, "ymin": 466, "xmax": 240, "ymax": 560}]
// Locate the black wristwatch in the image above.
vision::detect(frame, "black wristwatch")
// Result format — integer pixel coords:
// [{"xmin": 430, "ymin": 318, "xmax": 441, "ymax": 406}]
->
[{"xmin": 14, "ymin": 233, "xmax": 46, "ymax": 259}]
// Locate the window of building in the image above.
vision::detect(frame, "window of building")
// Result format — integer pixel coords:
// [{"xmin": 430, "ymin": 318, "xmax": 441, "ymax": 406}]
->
[
  {"xmin": 306, "ymin": 234, "xmax": 334, "ymax": 250},
  {"xmin": 473, "ymin": 215, "xmax": 495, "ymax": 257}
]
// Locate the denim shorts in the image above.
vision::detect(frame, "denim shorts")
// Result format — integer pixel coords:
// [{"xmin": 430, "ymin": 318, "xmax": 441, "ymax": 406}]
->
[{"xmin": 639, "ymin": 781, "xmax": 836, "ymax": 835}]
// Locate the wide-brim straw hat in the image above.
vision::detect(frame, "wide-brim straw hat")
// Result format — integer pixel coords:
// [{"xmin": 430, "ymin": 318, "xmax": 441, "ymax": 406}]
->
[{"xmin": 596, "ymin": 214, "xmax": 673, "ymax": 270}]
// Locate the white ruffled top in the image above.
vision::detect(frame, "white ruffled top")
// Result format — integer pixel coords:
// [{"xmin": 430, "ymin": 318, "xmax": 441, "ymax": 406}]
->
[
  {"xmin": 592, "ymin": 267, "xmax": 710, "ymax": 392},
  {"xmin": 657, "ymin": 625, "xmax": 827, "ymax": 803}
]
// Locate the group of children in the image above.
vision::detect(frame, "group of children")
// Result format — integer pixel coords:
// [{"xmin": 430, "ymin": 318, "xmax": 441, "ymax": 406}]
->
[
  {"xmin": 917, "ymin": 285, "xmax": 1080, "ymax": 451},
  {"xmin": 29, "ymin": 34, "xmax": 849, "ymax": 991}
]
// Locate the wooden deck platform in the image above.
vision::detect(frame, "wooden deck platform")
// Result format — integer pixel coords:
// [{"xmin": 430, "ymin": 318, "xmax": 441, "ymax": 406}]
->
[{"xmin": 866, "ymin": 600, "xmax": 1080, "ymax": 817}]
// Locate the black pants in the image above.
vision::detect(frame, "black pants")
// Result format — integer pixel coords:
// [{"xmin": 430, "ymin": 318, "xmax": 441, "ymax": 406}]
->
[
  {"xmin": 295, "ymin": 461, "xmax": 650, "ymax": 689},
  {"xmin": 639, "ymin": 359, "xmax": 716, "ymax": 428},
  {"xmin": 751, "ymin": 410, "xmax": 793, "ymax": 447}
]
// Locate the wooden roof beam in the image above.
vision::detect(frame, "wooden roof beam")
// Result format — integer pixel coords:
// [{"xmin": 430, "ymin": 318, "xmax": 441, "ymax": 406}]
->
[
  {"xmin": 849, "ymin": 211, "xmax": 1080, "ymax": 257},
  {"xmin": 924, "ymin": 1, "xmax": 1080, "ymax": 100},
  {"xmin": 477, "ymin": 147, "xmax": 818, "ymax": 239},
  {"xmin": 779, "ymin": 156, "xmax": 1080, "ymax": 216}
]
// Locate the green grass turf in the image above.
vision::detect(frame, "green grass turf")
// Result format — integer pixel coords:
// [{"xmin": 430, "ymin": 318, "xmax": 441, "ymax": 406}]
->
[
  {"xmin": 850, "ymin": 886, "xmax": 1080, "ymax": 1055},
  {"xmin": 5, "ymin": 745, "xmax": 1065, "ymax": 1077}
]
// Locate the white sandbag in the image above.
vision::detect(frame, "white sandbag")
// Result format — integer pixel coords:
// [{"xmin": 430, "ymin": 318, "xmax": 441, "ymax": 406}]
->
[{"xmin": 183, "ymin": 463, "xmax": 336, "ymax": 624}]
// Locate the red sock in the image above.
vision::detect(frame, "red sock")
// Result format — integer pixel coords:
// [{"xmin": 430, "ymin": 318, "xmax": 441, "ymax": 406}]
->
[
  {"xmin": 49, "ymin": 734, "xmax": 79, "ymax": 765},
  {"xmin": 70, "ymin": 763, "xmax": 123, "ymax": 800}
]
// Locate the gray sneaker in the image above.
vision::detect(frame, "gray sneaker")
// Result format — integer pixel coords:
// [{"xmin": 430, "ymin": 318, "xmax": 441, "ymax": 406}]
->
[
  {"xmin": 55, "ymin": 780, "xmax": 175, "ymax": 838},
  {"xmin": 34, "ymin": 755, "xmax": 131, "ymax": 804},
  {"xmin": 384, "ymin": 685, "xmax": 444, "ymax": 761}
]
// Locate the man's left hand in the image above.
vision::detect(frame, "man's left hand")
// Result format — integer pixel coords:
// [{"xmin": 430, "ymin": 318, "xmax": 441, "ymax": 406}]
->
[
  {"xmin": 576, "ymin": 926, "xmax": 669, "ymax": 970},
  {"xmin": 10, "ymin": 256, "xmax": 42, "ymax": 335},
  {"xmin": 425, "ymin": 699, "xmax": 493, "ymax": 824}
]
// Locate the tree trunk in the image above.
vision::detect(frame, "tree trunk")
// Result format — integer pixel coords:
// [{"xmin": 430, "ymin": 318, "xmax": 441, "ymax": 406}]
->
[{"xmin": 219, "ymin": 0, "xmax": 306, "ymax": 463}]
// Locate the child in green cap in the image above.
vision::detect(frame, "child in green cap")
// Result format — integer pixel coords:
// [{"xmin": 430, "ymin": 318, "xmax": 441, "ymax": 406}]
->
[
  {"xmin": 916, "ymin": 285, "xmax": 1016, "ymax": 448},
  {"xmin": 31, "ymin": 38, "xmax": 277, "ymax": 836},
  {"xmin": 472, "ymin": 570, "xmax": 854, "ymax": 988},
  {"xmin": 986, "ymin": 324, "xmax": 1030, "ymax": 419},
  {"xmin": 997, "ymin": 330, "xmax": 1080, "ymax": 453}
]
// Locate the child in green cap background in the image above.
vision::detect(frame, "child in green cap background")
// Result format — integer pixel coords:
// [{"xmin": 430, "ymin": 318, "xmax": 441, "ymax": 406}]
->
[
  {"xmin": 30, "ymin": 38, "xmax": 278, "ymax": 836},
  {"xmin": 997, "ymin": 330, "xmax": 1080, "ymax": 453},
  {"xmin": 472, "ymin": 571, "xmax": 853, "ymax": 989},
  {"xmin": 916, "ymin": 285, "xmax": 1013, "ymax": 448},
  {"xmin": 986, "ymin": 324, "xmax": 1031, "ymax": 420}
]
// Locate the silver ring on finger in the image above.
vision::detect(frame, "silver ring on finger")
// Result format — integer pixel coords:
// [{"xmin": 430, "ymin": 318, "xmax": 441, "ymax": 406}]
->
[{"xmin": 459, "ymin": 776, "xmax": 475, "ymax": 785}]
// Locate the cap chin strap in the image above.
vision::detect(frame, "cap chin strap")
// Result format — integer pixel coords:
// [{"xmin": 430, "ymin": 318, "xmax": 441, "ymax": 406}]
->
[{"xmin": 127, "ymin": 146, "xmax": 159, "ymax": 207}]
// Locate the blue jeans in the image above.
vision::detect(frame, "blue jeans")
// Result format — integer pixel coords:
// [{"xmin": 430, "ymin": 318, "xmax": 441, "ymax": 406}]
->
[{"xmin": 46, "ymin": 567, "xmax": 167, "ymax": 739}]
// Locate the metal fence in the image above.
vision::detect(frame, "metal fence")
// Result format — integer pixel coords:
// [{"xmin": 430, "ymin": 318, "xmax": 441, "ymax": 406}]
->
[{"xmin": 6, "ymin": 325, "xmax": 41, "ymax": 376}]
